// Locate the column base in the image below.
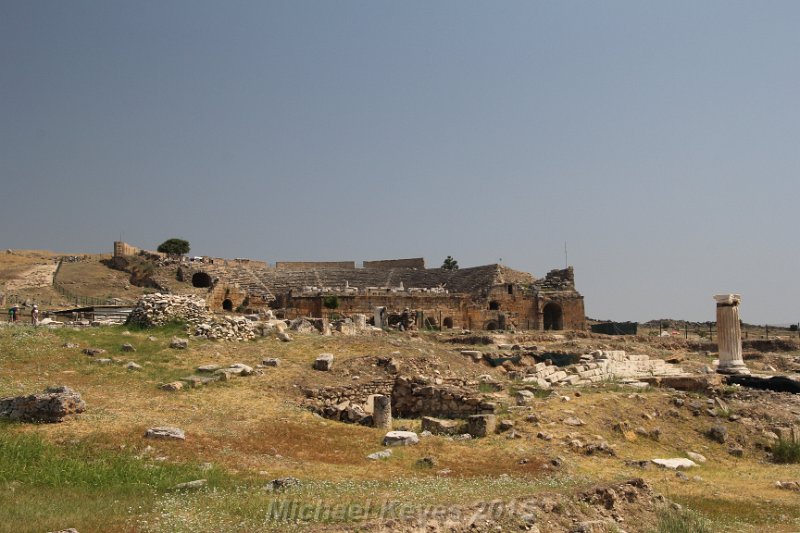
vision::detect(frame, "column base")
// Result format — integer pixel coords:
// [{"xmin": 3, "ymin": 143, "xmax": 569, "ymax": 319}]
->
[{"xmin": 717, "ymin": 363, "xmax": 750, "ymax": 375}]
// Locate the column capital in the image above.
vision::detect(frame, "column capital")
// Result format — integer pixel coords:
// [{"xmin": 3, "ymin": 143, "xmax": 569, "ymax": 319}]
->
[{"xmin": 714, "ymin": 294, "xmax": 741, "ymax": 306}]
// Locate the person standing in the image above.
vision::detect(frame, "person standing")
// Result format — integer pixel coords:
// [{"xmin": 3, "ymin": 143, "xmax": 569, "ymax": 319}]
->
[{"xmin": 31, "ymin": 305, "xmax": 39, "ymax": 326}]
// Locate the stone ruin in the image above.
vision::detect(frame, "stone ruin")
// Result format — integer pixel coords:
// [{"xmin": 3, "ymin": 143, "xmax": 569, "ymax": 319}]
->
[
  {"xmin": 302, "ymin": 375, "xmax": 496, "ymax": 425},
  {"xmin": 0, "ymin": 386, "xmax": 86, "ymax": 423},
  {"xmin": 127, "ymin": 293, "xmax": 257, "ymax": 341},
  {"xmin": 498, "ymin": 349, "xmax": 686, "ymax": 388}
]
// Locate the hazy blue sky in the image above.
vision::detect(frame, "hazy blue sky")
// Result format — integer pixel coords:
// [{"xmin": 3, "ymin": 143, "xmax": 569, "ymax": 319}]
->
[{"xmin": 2, "ymin": 1, "xmax": 799, "ymax": 324}]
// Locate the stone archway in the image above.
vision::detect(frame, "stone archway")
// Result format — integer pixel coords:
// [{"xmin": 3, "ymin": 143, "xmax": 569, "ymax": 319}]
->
[
  {"xmin": 222, "ymin": 298, "xmax": 233, "ymax": 312},
  {"xmin": 489, "ymin": 301, "xmax": 500, "ymax": 311},
  {"xmin": 192, "ymin": 272, "xmax": 212, "ymax": 288},
  {"xmin": 543, "ymin": 302, "xmax": 563, "ymax": 331},
  {"xmin": 443, "ymin": 317, "xmax": 454, "ymax": 329},
  {"xmin": 485, "ymin": 320, "xmax": 499, "ymax": 331}
]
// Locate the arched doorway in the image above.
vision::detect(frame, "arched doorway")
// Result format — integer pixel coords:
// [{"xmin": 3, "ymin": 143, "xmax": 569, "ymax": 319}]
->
[
  {"xmin": 543, "ymin": 303, "xmax": 563, "ymax": 331},
  {"xmin": 443, "ymin": 317, "xmax": 454, "ymax": 329},
  {"xmin": 489, "ymin": 301, "xmax": 500, "ymax": 310},
  {"xmin": 222, "ymin": 299, "xmax": 233, "ymax": 312},
  {"xmin": 485, "ymin": 320, "xmax": 499, "ymax": 331},
  {"xmin": 192, "ymin": 272, "xmax": 212, "ymax": 288}
]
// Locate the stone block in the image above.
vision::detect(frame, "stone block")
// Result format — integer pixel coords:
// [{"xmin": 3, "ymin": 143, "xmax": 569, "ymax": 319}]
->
[
  {"xmin": 383, "ymin": 430, "xmax": 419, "ymax": 446},
  {"xmin": 421, "ymin": 416, "xmax": 463, "ymax": 435},
  {"xmin": 313, "ymin": 353, "xmax": 334, "ymax": 371},
  {"xmin": 467, "ymin": 414, "xmax": 497, "ymax": 437}
]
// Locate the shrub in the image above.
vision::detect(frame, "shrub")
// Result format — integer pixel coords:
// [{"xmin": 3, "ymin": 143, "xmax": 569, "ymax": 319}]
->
[
  {"xmin": 323, "ymin": 295, "xmax": 340, "ymax": 310},
  {"xmin": 773, "ymin": 439, "xmax": 800, "ymax": 464}
]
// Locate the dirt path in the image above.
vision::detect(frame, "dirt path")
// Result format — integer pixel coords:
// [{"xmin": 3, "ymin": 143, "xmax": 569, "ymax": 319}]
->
[{"xmin": 4, "ymin": 262, "xmax": 59, "ymax": 291}]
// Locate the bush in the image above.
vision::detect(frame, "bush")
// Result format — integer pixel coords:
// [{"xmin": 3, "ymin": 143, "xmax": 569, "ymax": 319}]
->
[
  {"xmin": 773, "ymin": 439, "xmax": 800, "ymax": 464},
  {"xmin": 323, "ymin": 295, "xmax": 340, "ymax": 310}
]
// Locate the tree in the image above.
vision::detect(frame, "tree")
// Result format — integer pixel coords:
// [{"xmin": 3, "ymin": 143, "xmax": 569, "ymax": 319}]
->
[
  {"xmin": 441, "ymin": 256, "xmax": 459, "ymax": 270},
  {"xmin": 157, "ymin": 238, "xmax": 190, "ymax": 256}
]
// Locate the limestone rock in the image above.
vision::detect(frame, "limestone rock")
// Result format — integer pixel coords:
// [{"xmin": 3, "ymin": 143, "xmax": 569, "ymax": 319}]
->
[
  {"xmin": 262, "ymin": 358, "xmax": 281, "ymax": 367},
  {"xmin": 383, "ymin": 430, "xmax": 419, "ymax": 446},
  {"xmin": 144, "ymin": 427, "xmax": 185, "ymax": 440},
  {"xmin": 652, "ymin": 458, "xmax": 697, "ymax": 470},
  {"xmin": 0, "ymin": 386, "xmax": 86, "ymax": 423},
  {"xmin": 126, "ymin": 362, "xmax": 143, "ymax": 371},
  {"xmin": 776, "ymin": 481, "xmax": 800, "ymax": 491},
  {"xmin": 267, "ymin": 477, "xmax": 301, "ymax": 491},
  {"xmin": 173, "ymin": 479, "xmax": 207, "ymax": 489},
  {"xmin": 170, "ymin": 337, "xmax": 189, "ymax": 349},
  {"xmin": 686, "ymin": 451, "xmax": 707, "ymax": 463},
  {"xmin": 277, "ymin": 332, "xmax": 293, "ymax": 342},
  {"xmin": 160, "ymin": 381, "xmax": 184, "ymax": 391},
  {"xmin": 516, "ymin": 389, "xmax": 535, "ymax": 405},
  {"xmin": 121, "ymin": 343, "xmax": 136, "ymax": 352},
  {"xmin": 82, "ymin": 348, "xmax": 106, "ymax": 356},
  {"xmin": 367, "ymin": 450, "xmax": 393, "ymax": 460},
  {"xmin": 707, "ymin": 424, "xmax": 728, "ymax": 443}
]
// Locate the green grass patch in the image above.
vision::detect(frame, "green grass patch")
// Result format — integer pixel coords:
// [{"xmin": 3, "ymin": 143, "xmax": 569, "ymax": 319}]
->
[
  {"xmin": 0, "ymin": 425, "xmax": 226, "ymax": 489},
  {"xmin": 0, "ymin": 426, "xmax": 234, "ymax": 533},
  {"xmin": 650, "ymin": 506, "xmax": 712, "ymax": 533}
]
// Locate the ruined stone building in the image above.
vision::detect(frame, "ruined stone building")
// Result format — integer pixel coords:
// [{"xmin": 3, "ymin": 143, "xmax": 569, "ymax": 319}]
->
[
  {"xmin": 113, "ymin": 243, "xmax": 585, "ymax": 331},
  {"xmin": 179, "ymin": 257, "xmax": 585, "ymax": 331}
]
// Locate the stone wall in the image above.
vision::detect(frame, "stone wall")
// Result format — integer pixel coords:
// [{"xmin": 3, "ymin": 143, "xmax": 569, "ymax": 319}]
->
[
  {"xmin": 302, "ymin": 376, "xmax": 495, "ymax": 423},
  {"xmin": 113, "ymin": 241, "xmax": 166, "ymax": 259},
  {"xmin": 392, "ymin": 376, "xmax": 496, "ymax": 418},
  {"xmin": 363, "ymin": 258, "xmax": 426, "ymax": 270},
  {"xmin": 276, "ymin": 261, "xmax": 356, "ymax": 270}
]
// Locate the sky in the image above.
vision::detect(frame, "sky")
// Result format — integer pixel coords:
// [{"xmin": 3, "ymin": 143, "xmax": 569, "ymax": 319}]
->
[{"xmin": 2, "ymin": 1, "xmax": 799, "ymax": 325}]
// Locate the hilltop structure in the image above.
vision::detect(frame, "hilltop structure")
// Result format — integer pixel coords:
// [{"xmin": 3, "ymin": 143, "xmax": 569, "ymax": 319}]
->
[{"xmin": 114, "ymin": 242, "xmax": 585, "ymax": 331}]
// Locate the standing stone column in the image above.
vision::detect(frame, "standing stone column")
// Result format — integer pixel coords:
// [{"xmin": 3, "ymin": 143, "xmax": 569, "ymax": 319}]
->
[
  {"xmin": 714, "ymin": 294, "xmax": 749, "ymax": 375},
  {"xmin": 372, "ymin": 395, "xmax": 392, "ymax": 429},
  {"xmin": 374, "ymin": 307, "xmax": 386, "ymax": 329},
  {"xmin": 353, "ymin": 314, "xmax": 367, "ymax": 330}
]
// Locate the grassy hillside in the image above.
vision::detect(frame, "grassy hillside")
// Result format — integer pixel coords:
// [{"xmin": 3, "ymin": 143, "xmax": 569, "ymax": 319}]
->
[{"xmin": 0, "ymin": 324, "xmax": 799, "ymax": 532}]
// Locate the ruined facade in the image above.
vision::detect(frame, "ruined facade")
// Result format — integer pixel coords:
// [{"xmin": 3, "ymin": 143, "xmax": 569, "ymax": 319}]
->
[
  {"xmin": 181, "ymin": 257, "xmax": 585, "ymax": 331},
  {"xmin": 113, "ymin": 243, "xmax": 585, "ymax": 331}
]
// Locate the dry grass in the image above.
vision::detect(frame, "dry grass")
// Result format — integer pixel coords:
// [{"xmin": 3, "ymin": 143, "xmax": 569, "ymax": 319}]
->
[{"xmin": 1, "ymin": 325, "xmax": 800, "ymax": 531}]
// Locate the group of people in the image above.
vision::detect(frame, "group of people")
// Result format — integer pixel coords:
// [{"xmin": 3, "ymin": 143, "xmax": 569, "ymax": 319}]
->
[{"xmin": 7, "ymin": 304, "xmax": 38, "ymax": 325}]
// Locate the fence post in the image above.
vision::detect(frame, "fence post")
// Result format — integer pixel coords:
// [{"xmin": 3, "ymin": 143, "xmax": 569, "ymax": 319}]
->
[{"xmin": 684, "ymin": 323, "xmax": 688, "ymax": 339}]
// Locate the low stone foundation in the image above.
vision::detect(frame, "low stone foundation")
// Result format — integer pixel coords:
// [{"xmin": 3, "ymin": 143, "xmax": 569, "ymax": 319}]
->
[{"xmin": 302, "ymin": 376, "xmax": 495, "ymax": 424}]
